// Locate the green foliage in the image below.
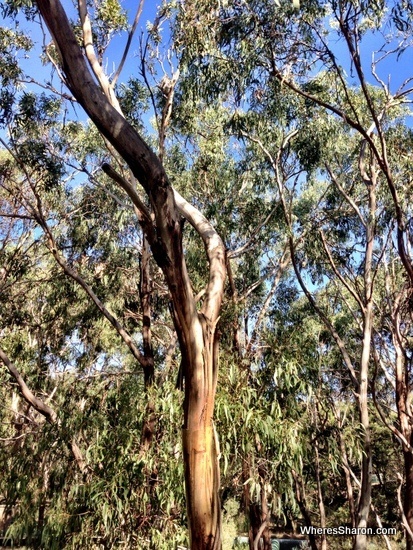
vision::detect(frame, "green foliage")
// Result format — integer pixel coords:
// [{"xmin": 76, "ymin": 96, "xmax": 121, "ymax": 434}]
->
[
  {"xmin": 1, "ymin": 378, "xmax": 187, "ymax": 549},
  {"xmin": 96, "ymin": 0, "xmax": 127, "ymax": 33},
  {"xmin": 0, "ymin": 0, "xmax": 412, "ymax": 547},
  {"xmin": 117, "ymin": 78, "xmax": 150, "ymax": 130},
  {"xmin": 0, "ymin": 0, "xmax": 36, "ymax": 20}
]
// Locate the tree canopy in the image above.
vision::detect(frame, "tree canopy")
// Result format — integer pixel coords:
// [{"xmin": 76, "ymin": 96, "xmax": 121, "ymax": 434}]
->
[{"xmin": 0, "ymin": 1, "xmax": 413, "ymax": 549}]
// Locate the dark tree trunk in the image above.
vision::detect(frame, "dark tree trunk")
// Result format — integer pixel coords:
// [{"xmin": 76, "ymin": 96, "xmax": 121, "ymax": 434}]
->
[
  {"xmin": 139, "ymin": 236, "xmax": 155, "ymax": 387},
  {"xmin": 292, "ymin": 470, "xmax": 319, "ymax": 550},
  {"xmin": 404, "ymin": 449, "xmax": 413, "ymax": 550}
]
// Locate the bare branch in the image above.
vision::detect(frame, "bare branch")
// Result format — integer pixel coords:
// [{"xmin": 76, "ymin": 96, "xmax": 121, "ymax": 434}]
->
[
  {"xmin": 101, "ymin": 163, "xmax": 153, "ymax": 231},
  {"xmin": 0, "ymin": 348, "xmax": 57, "ymax": 424},
  {"xmin": 77, "ymin": 0, "xmax": 121, "ymax": 112},
  {"xmin": 325, "ymin": 163, "xmax": 365, "ymax": 228},
  {"xmin": 173, "ymin": 188, "xmax": 226, "ymax": 323},
  {"xmin": 319, "ymin": 229, "xmax": 365, "ymax": 312},
  {"xmin": 253, "ymin": 516, "xmax": 268, "ymax": 550},
  {"xmin": 228, "ymin": 203, "xmax": 281, "ymax": 259},
  {"xmin": 112, "ymin": 0, "xmax": 145, "ymax": 87},
  {"xmin": 289, "ymin": 238, "xmax": 360, "ymax": 390},
  {"xmin": 25, "ymin": 182, "xmax": 150, "ymax": 371},
  {"xmin": 246, "ymin": 246, "xmax": 289, "ymax": 353}
]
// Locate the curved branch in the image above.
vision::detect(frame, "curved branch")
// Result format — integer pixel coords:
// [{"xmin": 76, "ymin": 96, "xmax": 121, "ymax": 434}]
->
[
  {"xmin": 289, "ymin": 238, "xmax": 360, "ymax": 391},
  {"xmin": 228, "ymin": 202, "xmax": 281, "ymax": 259},
  {"xmin": 26, "ymin": 183, "xmax": 150, "ymax": 371},
  {"xmin": 77, "ymin": 0, "xmax": 121, "ymax": 112},
  {"xmin": 0, "ymin": 349, "xmax": 89, "ymax": 472},
  {"xmin": 101, "ymin": 163, "xmax": 154, "ymax": 232},
  {"xmin": 324, "ymin": 163, "xmax": 365, "ymax": 228},
  {"xmin": 397, "ymin": 473, "xmax": 413, "ymax": 543},
  {"xmin": 112, "ymin": 0, "xmax": 145, "ymax": 87},
  {"xmin": 173, "ymin": 188, "xmax": 226, "ymax": 322},
  {"xmin": 253, "ymin": 516, "xmax": 268, "ymax": 550},
  {"xmin": 319, "ymin": 229, "xmax": 365, "ymax": 313},
  {"xmin": 0, "ymin": 348, "xmax": 57, "ymax": 424},
  {"xmin": 246, "ymin": 246, "xmax": 289, "ymax": 353}
]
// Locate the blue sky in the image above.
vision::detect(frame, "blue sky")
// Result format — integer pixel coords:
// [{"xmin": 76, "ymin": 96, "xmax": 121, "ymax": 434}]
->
[
  {"xmin": 10, "ymin": 0, "xmax": 161, "ymax": 93},
  {"xmin": 6, "ymin": 0, "xmax": 412, "ymax": 114}
]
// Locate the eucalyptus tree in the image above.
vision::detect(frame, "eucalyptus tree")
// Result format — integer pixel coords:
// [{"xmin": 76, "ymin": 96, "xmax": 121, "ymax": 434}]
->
[
  {"xmin": 263, "ymin": 6, "xmax": 413, "ymax": 547},
  {"xmin": 0, "ymin": 113, "xmax": 180, "ymax": 546},
  {"xmin": 1, "ymin": 1, "xmax": 411, "ymax": 550},
  {"xmin": 170, "ymin": 1, "xmax": 413, "ymax": 549},
  {"xmin": 0, "ymin": 0, "xmax": 228, "ymax": 547}
]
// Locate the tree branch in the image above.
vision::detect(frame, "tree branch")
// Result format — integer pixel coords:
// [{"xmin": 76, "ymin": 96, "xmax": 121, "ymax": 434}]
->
[
  {"xmin": 25, "ymin": 182, "xmax": 150, "ymax": 371},
  {"xmin": 246, "ymin": 246, "xmax": 289, "ymax": 353},
  {"xmin": 319, "ymin": 229, "xmax": 365, "ymax": 312},
  {"xmin": 112, "ymin": 0, "xmax": 145, "ymax": 87},
  {"xmin": 101, "ymin": 163, "xmax": 154, "ymax": 233},
  {"xmin": 289, "ymin": 238, "xmax": 360, "ymax": 391},
  {"xmin": 173, "ymin": 188, "xmax": 226, "ymax": 323},
  {"xmin": 324, "ymin": 163, "xmax": 365, "ymax": 228},
  {"xmin": 77, "ymin": 0, "xmax": 121, "ymax": 112},
  {"xmin": 0, "ymin": 347, "xmax": 57, "ymax": 424},
  {"xmin": 397, "ymin": 473, "xmax": 413, "ymax": 543}
]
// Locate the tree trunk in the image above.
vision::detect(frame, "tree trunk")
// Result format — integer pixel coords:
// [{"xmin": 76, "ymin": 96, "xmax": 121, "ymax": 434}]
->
[
  {"xmin": 248, "ymin": 502, "xmax": 262, "ymax": 550},
  {"xmin": 292, "ymin": 470, "xmax": 319, "ymax": 550},
  {"xmin": 314, "ymin": 441, "xmax": 327, "ymax": 550},
  {"xmin": 181, "ymin": 316, "xmax": 222, "ymax": 549},
  {"xmin": 338, "ymin": 428, "xmax": 357, "ymax": 529},
  {"xmin": 241, "ymin": 457, "xmax": 257, "ymax": 550},
  {"xmin": 354, "ymin": 171, "xmax": 376, "ymax": 550},
  {"xmin": 139, "ymin": 236, "xmax": 156, "ymax": 454},
  {"xmin": 404, "ymin": 450, "xmax": 413, "ymax": 550},
  {"xmin": 139, "ymin": 236, "xmax": 155, "ymax": 387},
  {"xmin": 354, "ymin": 338, "xmax": 373, "ymax": 550},
  {"xmin": 183, "ymin": 426, "xmax": 221, "ymax": 549},
  {"xmin": 392, "ymin": 296, "xmax": 413, "ymax": 549},
  {"xmin": 260, "ymin": 484, "xmax": 271, "ymax": 550}
]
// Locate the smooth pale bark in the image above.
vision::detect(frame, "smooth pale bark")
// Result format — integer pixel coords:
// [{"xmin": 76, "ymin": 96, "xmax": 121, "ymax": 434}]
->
[
  {"xmin": 354, "ymin": 172, "xmax": 376, "ymax": 550},
  {"xmin": 183, "ymin": 427, "xmax": 221, "ymax": 549},
  {"xmin": 392, "ymin": 295, "xmax": 413, "ymax": 550},
  {"xmin": 34, "ymin": 1, "xmax": 226, "ymax": 546},
  {"xmin": 354, "ymin": 304, "xmax": 373, "ymax": 550}
]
